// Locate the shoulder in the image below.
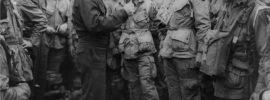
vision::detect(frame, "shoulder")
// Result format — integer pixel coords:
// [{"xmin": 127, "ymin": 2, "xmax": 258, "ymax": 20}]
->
[{"xmin": 252, "ymin": 3, "xmax": 270, "ymax": 25}]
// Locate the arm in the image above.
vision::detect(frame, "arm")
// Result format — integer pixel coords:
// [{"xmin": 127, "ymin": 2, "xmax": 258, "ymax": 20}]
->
[
  {"xmin": 16, "ymin": 0, "xmax": 47, "ymax": 47},
  {"xmin": 190, "ymin": 0, "xmax": 211, "ymax": 51},
  {"xmin": 190, "ymin": 0, "xmax": 211, "ymax": 62},
  {"xmin": 254, "ymin": 8, "xmax": 270, "ymax": 89},
  {"xmin": 79, "ymin": 0, "xmax": 128, "ymax": 34}
]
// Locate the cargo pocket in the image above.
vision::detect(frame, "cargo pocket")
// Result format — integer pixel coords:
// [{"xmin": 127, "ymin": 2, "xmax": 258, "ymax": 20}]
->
[
  {"xmin": 169, "ymin": 29, "xmax": 192, "ymax": 52},
  {"xmin": 136, "ymin": 31, "xmax": 156, "ymax": 54},
  {"xmin": 224, "ymin": 66, "xmax": 247, "ymax": 89}
]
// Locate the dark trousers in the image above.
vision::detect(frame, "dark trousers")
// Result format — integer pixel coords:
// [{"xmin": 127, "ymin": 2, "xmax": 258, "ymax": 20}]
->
[
  {"xmin": 163, "ymin": 58, "xmax": 201, "ymax": 100},
  {"xmin": 33, "ymin": 45, "xmax": 66, "ymax": 100},
  {"xmin": 45, "ymin": 47, "xmax": 66, "ymax": 86},
  {"xmin": 75, "ymin": 45, "xmax": 107, "ymax": 100}
]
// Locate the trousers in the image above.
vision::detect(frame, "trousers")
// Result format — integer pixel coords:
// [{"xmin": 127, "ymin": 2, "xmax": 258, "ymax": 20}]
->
[
  {"xmin": 75, "ymin": 44, "xmax": 107, "ymax": 100},
  {"xmin": 122, "ymin": 56, "xmax": 159, "ymax": 100},
  {"xmin": 45, "ymin": 47, "xmax": 66, "ymax": 86},
  {"xmin": 163, "ymin": 58, "xmax": 201, "ymax": 100}
]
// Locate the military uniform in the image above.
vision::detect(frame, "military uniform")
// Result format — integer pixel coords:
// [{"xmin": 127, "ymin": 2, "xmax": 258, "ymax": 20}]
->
[
  {"xmin": 200, "ymin": 1, "xmax": 227, "ymax": 100},
  {"xmin": 0, "ymin": 0, "xmax": 47, "ymax": 99},
  {"xmin": 202, "ymin": 0, "xmax": 270, "ymax": 100},
  {"xmin": 72, "ymin": 0, "xmax": 128, "ymax": 99},
  {"xmin": 158, "ymin": 0, "xmax": 211, "ymax": 100},
  {"xmin": 34, "ymin": 0, "xmax": 71, "ymax": 92},
  {"xmin": 157, "ymin": 0, "xmax": 211, "ymax": 100},
  {"xmin": 119, "ymin": 0, "xmax": 159, "ymax": 100}
]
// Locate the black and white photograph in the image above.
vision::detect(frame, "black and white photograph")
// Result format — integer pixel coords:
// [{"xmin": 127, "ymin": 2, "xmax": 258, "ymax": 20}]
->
[{"xmin": 0, "ymin": 0, "xmax": 270, "ymax": 100}]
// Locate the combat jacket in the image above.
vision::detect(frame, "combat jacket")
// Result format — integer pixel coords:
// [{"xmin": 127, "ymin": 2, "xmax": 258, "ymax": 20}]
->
[
  {"xmin": 16, "ymin": 0, "xmax": 47, "ymax": 47},
  {"xmin": 0, "ymin": 0, "xmax": 45, "ymax": 99},
  {"xmin": 205, "ymin": 1, "xmax": 270, "ymax": 99},
  {"xmin": 158, "ymin": 0, "xmax": 211, "ymax": 59},
  {"xmin": 1, "ymin": 0, "xmax": 47, "ymax": 82},
  {"xmin": 119, "ymin": 0, "xmax": 156, "ymax": 59},
  {"xmin": 73, "ymin": 0, "xmax": 128, "ymax": 48}
]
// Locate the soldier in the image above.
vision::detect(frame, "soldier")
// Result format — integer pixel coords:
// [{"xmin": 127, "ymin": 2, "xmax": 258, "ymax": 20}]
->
[
  {"xmin": 118, "ymin": 0, "xmax": 160, "ymax": 100},
  {"xmin": 156, "ymin": 0, "xmax": 211, "ymax": 100},
  {"xmin": 202, "ymin": 0, "xmax": 270, "ymax": 100},
  {"xmin": 33, "ymin": 0, "xmax": 72, "ymax": 99},
  {"xmin": 200, "ymin": 0, "xmax": 227, "ymax": 100},
  {"xmin": 0, "ymin": 0, "xmax": 47, "ymax": 99},
  {"xmin": 72, "ymin": 0, "xmax": 135, "ymax": 99}
]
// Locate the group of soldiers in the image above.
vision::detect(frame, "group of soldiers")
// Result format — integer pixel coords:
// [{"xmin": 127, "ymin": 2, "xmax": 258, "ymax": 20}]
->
[{"xmin": 0, "ymin": 0, "xmax": 270, "ymax": 100}]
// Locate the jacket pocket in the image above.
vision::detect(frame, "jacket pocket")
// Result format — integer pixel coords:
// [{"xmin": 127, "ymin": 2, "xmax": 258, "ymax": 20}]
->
[
  {"xmin": 224, "ymin": 66, "xmax": 247, "ymax": 89},
  {"xmin": 136, "ymin": 31, "xmax": 156, "ymax": 53},
  {"xmin": 169, "ymin": 29, "xmax": 192, "ymax": 52}
]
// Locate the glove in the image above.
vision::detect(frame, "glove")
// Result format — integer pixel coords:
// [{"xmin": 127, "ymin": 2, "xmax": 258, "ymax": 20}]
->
[{"xmin": 123, "ymin": 0, "xmax": 136, "ymax": 16}]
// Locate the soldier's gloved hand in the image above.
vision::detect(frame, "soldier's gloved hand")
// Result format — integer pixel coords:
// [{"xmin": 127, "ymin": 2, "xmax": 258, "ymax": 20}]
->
[
  {"xmin": 46, "ymin": 26, "xmax": 56, "ymax": 34},
  {"xmin": 22, "ymin": 40, "xmax": 33, "ymax": 48},
  {"xmin": 57, "ymin": 23, "xmax": 68, "ymax": 35},
  {"xmin": 123, "ymin": 0, "xmax": 136, "ymax": 16}
]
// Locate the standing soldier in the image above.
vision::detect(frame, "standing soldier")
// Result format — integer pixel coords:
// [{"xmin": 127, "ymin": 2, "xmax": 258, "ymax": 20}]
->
[
  {"xmin": 119, "ymin": 0, "xmax": 159, "ymax": 100},
  {"xmin": 0, "ymin": 0, "xmax": 47, "ymax": 99},
  {"xmin": 157, "ymin": 0, "xmax": 211, "ymax": 100},
  {"xmin": 72, "ymin": 0, "xmax": 135, "ymax": 99},
  {"xmin": 200, "ymin": 0, "xmax": 227, "ymax": 100},
  {"xmin": 202, "ymin": 0, "xmax": 270, "ymax": 100},
  {"xmin": 36, "ymin": 0, "xmax": 71, "ymax": 99}
]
